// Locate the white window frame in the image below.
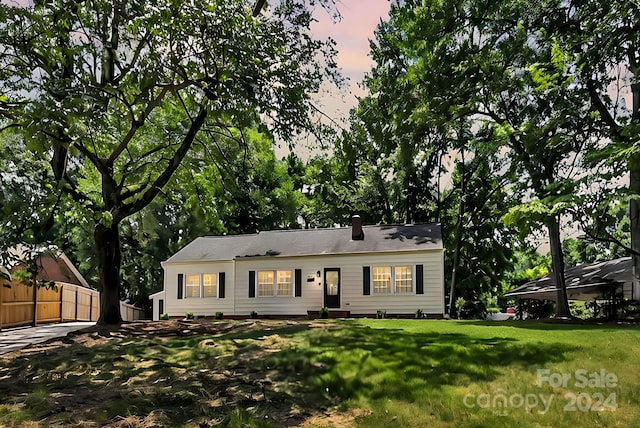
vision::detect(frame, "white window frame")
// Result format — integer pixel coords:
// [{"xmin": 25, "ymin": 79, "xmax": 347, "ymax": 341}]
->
[
  {"xmin": 372, "ymin": 266, "xmax": 392, "ymax": 294},
  {"xmin": 184, "ymin": 273, "xmax": 218, "ymax": 298},
  {"xmin": 185, "ymin": 274, "xmax": 201, "ymax": 298},
  {"xmin": 394, "ymin": 266, "xmax": 413, "ymax": 293},
  {"xmin": 257, "ymin": 271, "xmax": 275, "ymax": 297},
  {"xmin": 370, "ymin": 265, "xmax": 415, "ymax": 294},
  {"xmin": 203, "ymin": 273, "xmax": 218, "ymax": 298},
  {"xmin": 257, "ymin": 269, "xmax": 294, "ymax": 297}
]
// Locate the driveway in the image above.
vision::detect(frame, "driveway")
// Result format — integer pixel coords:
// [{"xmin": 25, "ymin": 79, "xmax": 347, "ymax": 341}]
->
[{"xmin": 0, "ymin": 322, "xmax": 95, "ymax": 355}]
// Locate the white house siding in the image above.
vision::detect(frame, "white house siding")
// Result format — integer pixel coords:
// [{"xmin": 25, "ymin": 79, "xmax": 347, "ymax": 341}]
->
[
  {"xmin": 233, "ymin": 250, "xmax": 444, "ymax": 316},
  {"xmin": 233, "ymin": 257, "xmax": 323, "ymax": 316},
  {"xmin": 162, "ymin": 260, "xmax": 236, "ymax": 318},
  {"xmin": 149, "ymin": 290, "xmax": 165, "ymax": 321}
]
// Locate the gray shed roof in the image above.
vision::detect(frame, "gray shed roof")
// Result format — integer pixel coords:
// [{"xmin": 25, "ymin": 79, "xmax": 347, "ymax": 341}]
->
[
  {"xmin": 504, "ymin": 257, "xmax": 632, "ymax": 301},
  {"xmin": 164, "ymin": 223, "xmax": 442, "ymax": 264}
]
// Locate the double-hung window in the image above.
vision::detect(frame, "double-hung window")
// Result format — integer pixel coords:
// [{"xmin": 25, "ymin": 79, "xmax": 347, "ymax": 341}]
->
[
  {"xmin": 372, "ymin": 267, "xmax": 392, "ymax": 294},
  {"xmin": 185, "ymin": 274, "xmax": 201, "ymax": 298},
  {"xmin": 185, "ymin": 274, "xmax": 217, "ymax": 298},
  {"xmin": 372, "ymin": 266, "xmax": 413, "ymax": 294},
  {"xmin": 257, "ymin": 270, "xmax": 293, "ymax": 297},
  {"xmin": 395, "ymin": 266, "xmax": 413, "ymax": 293},
  {"xmin": 203, "ymin": 273, "xmax": 217, "ymax": 297},
  {"xmin": 257, "ymin": 271, "xmax": 275, "ymax": 296},
  {"xmin": 277, "ymin": 270, "xmax": 293, "ymax": 296}
]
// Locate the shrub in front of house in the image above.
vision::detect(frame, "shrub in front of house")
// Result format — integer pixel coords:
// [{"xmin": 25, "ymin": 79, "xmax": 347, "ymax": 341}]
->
[
  {"xmin": 160, "ymin": 313, "xmax": 169, "ymax": 320},
  {"xmin": 215, "ymin": 312, "xmax": 223, "ymax": 320}
]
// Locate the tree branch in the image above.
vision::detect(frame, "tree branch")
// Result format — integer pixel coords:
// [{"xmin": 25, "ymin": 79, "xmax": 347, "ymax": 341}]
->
[{"xmin": 118, "ymin": 106, "xmax": 209, "ymax": 221}]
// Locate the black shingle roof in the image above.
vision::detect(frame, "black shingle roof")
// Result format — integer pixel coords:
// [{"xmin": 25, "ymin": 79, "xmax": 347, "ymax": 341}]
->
[{"xmin": 164, "ymin": 223, "xmax": 442, "ymax": 263}]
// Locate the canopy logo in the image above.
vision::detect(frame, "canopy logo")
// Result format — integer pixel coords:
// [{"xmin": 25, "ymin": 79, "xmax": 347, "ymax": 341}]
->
[{"xmin": 463, "ymin": 368, "xmax": 618, "ymax": 416}]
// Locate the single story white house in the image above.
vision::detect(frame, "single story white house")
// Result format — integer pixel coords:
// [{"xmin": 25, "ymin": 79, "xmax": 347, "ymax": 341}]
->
[{"xmin": 150, "ymin": 217, "xmax": 444, "ymax": 320}]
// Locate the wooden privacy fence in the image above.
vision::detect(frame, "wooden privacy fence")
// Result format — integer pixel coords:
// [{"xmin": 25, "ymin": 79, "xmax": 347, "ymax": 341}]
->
[{"xmin": 1, "ymin": 280, "xmax": 143, "ymax": 330}]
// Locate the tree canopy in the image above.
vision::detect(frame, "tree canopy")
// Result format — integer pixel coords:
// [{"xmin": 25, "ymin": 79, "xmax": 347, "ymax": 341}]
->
[{"xmin": 0, "ymin": 0, "xmax": 339, "ymax": 324}]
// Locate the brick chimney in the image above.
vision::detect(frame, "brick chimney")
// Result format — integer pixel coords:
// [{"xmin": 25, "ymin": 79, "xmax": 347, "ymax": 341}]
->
[{"xmin": 351, "ymin": 215, "xmax": 364, "ymax": 241}]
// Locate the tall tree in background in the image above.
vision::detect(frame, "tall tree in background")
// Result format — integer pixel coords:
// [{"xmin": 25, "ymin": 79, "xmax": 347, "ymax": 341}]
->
[
  {"xmin": 0, "ymin": 0, "xmax": 338, "ymax": 324},
  {"xmin": 554, "ymin": 1, "xmax": 640, "ymax": 300},
  {"xmin": 357, "ymin": 0, "xmax": 599, "ymax": 318}
]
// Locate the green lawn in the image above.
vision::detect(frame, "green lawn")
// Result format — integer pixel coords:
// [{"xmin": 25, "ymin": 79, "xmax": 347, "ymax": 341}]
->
[{"xmin": 0, "ymin": 319, "xmax": 638, "ymax": 427}]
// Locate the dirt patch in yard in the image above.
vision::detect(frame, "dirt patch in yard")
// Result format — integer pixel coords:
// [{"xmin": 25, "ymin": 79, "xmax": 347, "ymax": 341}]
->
[{"xmin": 0, "ymin": 320, "xmax": 361, "ymax": 427}]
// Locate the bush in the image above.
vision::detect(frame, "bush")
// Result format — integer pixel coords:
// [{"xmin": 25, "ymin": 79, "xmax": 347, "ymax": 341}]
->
[
  {"xmin": 159, "ymin": 313, "xmax": 169, "ymax": 320},
  {"xmin": 376, "ymin": 309, "xmax": 386, "ymax": 319},
  {"xmin": 320, "ymin": 307, "xmax": 329, "ymax": 319},
  {"xmin": 250, "ymin": 310, "xmax": 258, "ymax": 319},
  {"xmin": 515, "ymin": 299, "xmax": 555, "ymax": 320},
  {"xmin": 185, "ymin": 312, "xmax": 194, "ymax": 320},
  {"xmin": 415, "ymin": 308, "xmax": 424, "ymax": 319},
  {"xmin": 215, "ymin": 312, "xmax": 223, "ymax": 320}
]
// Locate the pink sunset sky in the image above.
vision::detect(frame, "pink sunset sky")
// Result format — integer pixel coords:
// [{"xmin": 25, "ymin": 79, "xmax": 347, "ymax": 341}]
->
[{"xmin": 309, "ymin": 0, "xmax": 391, "ymax": 128}]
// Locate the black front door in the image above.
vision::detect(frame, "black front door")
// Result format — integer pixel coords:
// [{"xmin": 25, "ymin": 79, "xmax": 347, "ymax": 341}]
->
[{"xmin": 324, "ymin": 268, "xmax": 340, "ymax": 308}]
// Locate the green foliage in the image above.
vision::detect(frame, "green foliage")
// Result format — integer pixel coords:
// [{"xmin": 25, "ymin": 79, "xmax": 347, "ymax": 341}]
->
[
  {"xmin": 159, "ymin": 313, "xmax": 169, "ymax": 320},
  {"xmin": 570, "ymin": 301, "xmax": 594, "ymax": 320},
  {"xmin": 415, "ymin": 308, "xmax": 424, "ymax": 319},
  {"xmin": 0, "ymin": 0, "xmax": 340, "ymax": 318},
  {"xmin": 214, "ymin": 312, "xmax": 223, "ymax": 320},
  {"xmin": 185, "ymin": 312, "xmax": 194, "ymax": 320},
  {"xmin": 507, "ymin": 250, "xmax": 552, "ymax": 285},
  {"xmin": 320, "ymin": 307, "xmax": 329, "ymax": 318}
]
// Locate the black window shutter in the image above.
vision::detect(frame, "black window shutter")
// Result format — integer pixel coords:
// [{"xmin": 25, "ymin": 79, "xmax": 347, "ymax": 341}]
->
[
  {"xmin": 363, "ymin": 266, "xmax": 371, "ymax": 295},
  {"xmin": 177, "ymin": 274, "xmax": 184, "ymax": 299},
  {"xmin": 294, "ymin": 269, "xmax": 302, "ymax": 297},
  {"xmin": 249, "ymin": 271, "xmax": 256, "ymax": 298},
  {"xmin": 219, "ymin": 272, "xmax": 226, "ymax": 298},
  {"xmin": 416, "ymin": 264, "xmax": 424, "ymax": 294}
]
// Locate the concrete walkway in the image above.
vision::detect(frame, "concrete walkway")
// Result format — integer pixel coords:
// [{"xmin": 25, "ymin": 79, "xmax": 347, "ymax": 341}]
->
[{"xmin": 0, "ymin": 322, "xmax": 95, "ymax": 355}]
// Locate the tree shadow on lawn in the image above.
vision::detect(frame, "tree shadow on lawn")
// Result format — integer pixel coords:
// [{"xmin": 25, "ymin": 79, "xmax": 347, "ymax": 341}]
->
[
  {"xmin": 0, "ymin": 321, "xmax": 577, "ymax": 427},
  {"xmin": 260, "ymin": 322, "xmax": 577, "ymax": 406}
]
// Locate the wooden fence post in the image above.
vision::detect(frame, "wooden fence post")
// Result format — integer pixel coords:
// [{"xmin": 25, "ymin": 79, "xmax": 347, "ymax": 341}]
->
[
  {"xmin": 75, "ymin": 288, "xmax": 79, "ymax": 321},
  {"xmin": 59, "ymin": 285, "xmax": 64, "ymax": 323},
  {"xmin": 32, "ymin": 280, "xmax": 38, "ymax": 327}
]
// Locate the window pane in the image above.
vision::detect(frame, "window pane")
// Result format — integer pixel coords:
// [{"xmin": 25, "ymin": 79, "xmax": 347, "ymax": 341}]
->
[
  {"xmin": 203, "ymin": 273, "xmax": 217, "ymax": 297},
  {"xmin": 185, "ymin": 274, "xmax": 200, "ymax": 298},
  {"xmin": 326, "ymin": 271, "xmax": 339, "ymax": 295},
  {"xmin": 395, "ymin": 266, "xmax": 413, "ymax": 293},
  {"xmin": 258, "ymin": 271, "xmax": 274, "ymax": 296},
  {"xmin": 372, "ymin": 267, "xmax": 391, "ymax": 294},
  {"xmin": 276, "ymin": 270, "xmax": 292, "ymax": 296}
]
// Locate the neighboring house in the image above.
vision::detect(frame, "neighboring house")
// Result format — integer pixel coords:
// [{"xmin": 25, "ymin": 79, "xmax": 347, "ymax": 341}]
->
[
  {"xmin": 1, "ymin": 248, "xmax": 144, "ymax": 329},
  {"xmin": 504, "ymin": 257, "xmax": 636, "ymax": 302},
  {"xmin": 151, "ymin": 217, "xmax": 445, "ymax": 320},
  {"xmin": 1, "ymin": 249, "xmax": 99, "ymax": 329}
]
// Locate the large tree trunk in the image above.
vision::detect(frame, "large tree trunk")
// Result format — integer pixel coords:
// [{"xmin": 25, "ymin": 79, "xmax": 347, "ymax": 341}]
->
[
  {"xmin": 95, "ymin": 222, "xmax": 123, "ymax": 325},
  {"xmin": 547, "ymin": 216, "xmax": 570, "ymax": 318},
  {"xmin": 447, "ymin": 143, "xmax": 465, "ymax": 318}
]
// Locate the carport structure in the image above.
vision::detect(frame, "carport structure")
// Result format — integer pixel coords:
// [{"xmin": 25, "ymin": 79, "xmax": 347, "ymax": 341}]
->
[{"xmin": 504, "ymin": 257, "xmax": 635, "ymax": 319}]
